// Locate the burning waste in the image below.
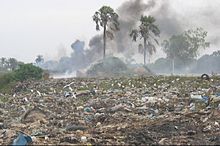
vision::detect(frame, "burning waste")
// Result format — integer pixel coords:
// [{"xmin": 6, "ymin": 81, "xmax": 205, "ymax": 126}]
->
[{"xmin": 1, "ymin": 0, "xmax": 220, "ymax": 145}]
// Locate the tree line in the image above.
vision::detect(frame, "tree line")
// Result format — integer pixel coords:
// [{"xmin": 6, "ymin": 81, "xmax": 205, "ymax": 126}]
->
[{"xmin": 0, "ymin": 57, "xmax": 23, "ymax": 71}]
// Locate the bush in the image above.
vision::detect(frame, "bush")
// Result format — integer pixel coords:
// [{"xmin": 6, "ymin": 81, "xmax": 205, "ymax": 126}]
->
[
  {"xmin": 0, "ymin": 73, "xmax": 15, "ymax": 89},
  {"xmin": 14, "ymin": 64, "xmax": 43, "ymax": 81},
  {"xmin": 0, "ymin": 64, "xmax": 43, "ymax": 93}
]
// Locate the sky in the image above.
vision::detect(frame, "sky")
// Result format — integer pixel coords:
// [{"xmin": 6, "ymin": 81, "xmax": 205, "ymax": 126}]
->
[{"xmin": 0, "ymin": 0, "xmax": 219, "ymax": 63}]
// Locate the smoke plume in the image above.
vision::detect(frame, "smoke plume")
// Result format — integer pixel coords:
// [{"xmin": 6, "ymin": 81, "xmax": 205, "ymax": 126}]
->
[
  {"xmin": 114, "ymin": 0, "xmax": 155, "ymax": 53},
  {"xmin": 150, "ymin": 1, "xmax": 184, "ymax": 39},
  {"xmin": 40, "ymin": 0, "xmax": 220, "ymax": 74}
]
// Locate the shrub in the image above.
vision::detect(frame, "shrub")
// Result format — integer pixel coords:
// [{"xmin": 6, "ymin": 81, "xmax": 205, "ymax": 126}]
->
[
  {"xmin": 14, "ymin": 64, "xmax": 43, "ymax": 81},
  {"xmin": 0, "ymin": 64, "xmax": 43, "ymax": 93}
]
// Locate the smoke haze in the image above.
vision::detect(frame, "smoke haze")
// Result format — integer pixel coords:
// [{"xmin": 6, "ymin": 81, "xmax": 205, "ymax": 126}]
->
[{"xmin": 38, "ymin": 0, "xmax": 220, "ymax": 74}]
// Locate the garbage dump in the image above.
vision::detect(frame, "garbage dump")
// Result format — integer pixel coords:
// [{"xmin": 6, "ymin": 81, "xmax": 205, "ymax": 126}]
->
[{"xmin": 0, "ymin": 76, "xmax": 220, "ymax": 145}]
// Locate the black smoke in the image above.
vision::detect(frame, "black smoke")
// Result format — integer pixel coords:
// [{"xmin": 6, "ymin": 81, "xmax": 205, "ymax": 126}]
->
[{"xmin": 40, "ymin": 0, "xmax": 220, "ymax": 74}]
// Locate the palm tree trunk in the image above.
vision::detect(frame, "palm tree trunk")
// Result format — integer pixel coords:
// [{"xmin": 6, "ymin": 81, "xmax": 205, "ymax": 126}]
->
[
  {"xmin": 144, "ymin": 38, "xmax": 147, "ymax": 65},
  {"xmin": 172, "ymin": 58, "xmax": 175, "ymax": 75},
  {"xmin": 103, "ymin": 25, "xmax": 106, "ymax": 59}
]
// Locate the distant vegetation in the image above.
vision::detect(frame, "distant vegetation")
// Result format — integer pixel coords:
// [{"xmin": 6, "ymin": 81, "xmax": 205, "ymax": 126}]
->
[
  {"xmin": 148, "ymin": 50, "xmax": 220, "ymax": 74},
  {"xmin": 147, "ymin": 28, "xmax": 217, "ymax": 75},
  {"xmin": 162, "ymin": 28, "xmax": 210, "ymax": 74},
  {"xmin": 0, "ymin": 63, "xmax": 43, "ymax": 93},
  {"xmin": 0, "ymin": 57, "xmax": 23, "ymax": 72}
]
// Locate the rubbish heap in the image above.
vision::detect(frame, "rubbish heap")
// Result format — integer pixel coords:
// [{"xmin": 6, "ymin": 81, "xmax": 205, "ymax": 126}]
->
[{"xmin": 0, "ymin": 76, "xmax": 220, "ymax": 145}]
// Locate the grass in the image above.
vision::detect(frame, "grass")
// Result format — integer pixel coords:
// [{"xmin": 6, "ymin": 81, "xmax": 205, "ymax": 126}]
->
[
  {"xmin": 0, "ymin": 95, "xmax": 9, "ymax": 103},
  {"xmin": 0, "ymin": 70, "xmax": 10, "ymax": 77}
]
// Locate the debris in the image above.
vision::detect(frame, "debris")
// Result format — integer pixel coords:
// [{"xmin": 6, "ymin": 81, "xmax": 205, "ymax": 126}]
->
[
  {"xmin": 81, "ymin": 136, "xmax": 87, "ymax": 143},
  {"xmin": 201, "ymin": 74, "xmax": 210, "ymax": 81},
  {"xmin": 64, "ymin": 91, "xmax": 73, "ymax": 98},
  {"xmin": 110, "ymin": 104, "xmax": 127, "ymax": 113},
  {"xmin": 191, "ymin": 95, "xmax": 205, "ymax": 101},
  {"xmin": 203, "ymin": 125, "xmax": 212, "ymax": 133},
  {"xmin": 187, "ymin": 130, "xmax": 197, "ymax": 136},
  {"xmin": 36, "ymin": 90, "xmax": 41, "ymax": 96},
  {"xmin": 31, "ymin": 131, "xmax": 48, "ymax": 137},
  {"xmin": 214, "ymin": 122, "xmax": 219, "ymax": 127},
  {"xmin": 63, "ymin": 82, "xmax": 74, "ymax": 89},
  {"xmin": 66, "ymin": 124, "xmax": 87, "ymax": 131},
  {"xmin": 96, "ymin": 122, "xmax": 101, "ymax": 127},
  {"xmin": 1, "ymin": 76, "xmax": 220, "ymax": 145},
  {"xmin": 12, "ymin": 132, "xmax": 32, "ymax": 146},
  {"xmin": 60, "ymin": 136, "xmax": 79, "ymax": 144},
  {"xmin": 189, "ymin": 102, "xmax": 196, "ymax": 111},
  {"xmin": 0, "ymin": 122, "xmax": 4, "ymax": 129},
  {"xmin": 158, "ymin": 138, "xmax": 169, "ymax": 145},
  {"xmin": 20, "ymin": 107, "xmax": 47, "ymax": 123},
  {"xmin": 84, "ymin": 107, "xmax": 95, "ymax": 113},
  {"xmin": 76, "ymin": 90, "xmax": 91, "ymax": 97}
]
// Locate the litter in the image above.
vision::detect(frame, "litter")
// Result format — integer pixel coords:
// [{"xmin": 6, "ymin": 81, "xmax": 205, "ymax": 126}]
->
[
  {"xmin": 12, "ymin": 132, "xmax": 32, "ymax": 146},
  {"xmin": 1, "ymin": 76, "xmax": 220, "ymax": 145}
]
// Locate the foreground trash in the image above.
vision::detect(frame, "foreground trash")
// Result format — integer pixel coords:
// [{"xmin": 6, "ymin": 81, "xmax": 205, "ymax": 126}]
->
[
  {"xmin": 201, "ymin": 74, "xmax": 210, "ymax": 80},
  {"xmin": 0, "ymin": 76, "xmax": 220, "ymax": 145},
  {"xmin": 12, "ymin": 132, "xmax": 32, "ymax": 145}
]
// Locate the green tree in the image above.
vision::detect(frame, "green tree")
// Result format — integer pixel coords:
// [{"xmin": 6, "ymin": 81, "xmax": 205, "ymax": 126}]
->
[
  {"xmin": 130, "ymin": 15, "xmax": 160, "ymax": 65},
  {"xmin": 162, "ymin": 28, "xmax": 210, "ymax": 74},
  {"xmin": 93, "ymin": 6, "xmax": 119, "ymax": 58}
]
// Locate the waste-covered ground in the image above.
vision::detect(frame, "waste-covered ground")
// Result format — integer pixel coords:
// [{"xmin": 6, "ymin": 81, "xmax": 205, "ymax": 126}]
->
[{"xmin": 0, "ymin": 75, "xmax": 220, "ymax": 145}]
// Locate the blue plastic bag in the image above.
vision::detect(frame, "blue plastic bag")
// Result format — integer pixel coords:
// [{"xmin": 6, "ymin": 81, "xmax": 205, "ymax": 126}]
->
[{"xmin": 12, "ymin": 132, "xmax": 32, "ymax": 146}]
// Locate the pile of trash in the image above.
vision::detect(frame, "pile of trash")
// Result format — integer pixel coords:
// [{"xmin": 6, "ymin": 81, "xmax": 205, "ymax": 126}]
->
[{"xmin": 0, "ymin": 75, "xmax": 220, "ymax": 145}]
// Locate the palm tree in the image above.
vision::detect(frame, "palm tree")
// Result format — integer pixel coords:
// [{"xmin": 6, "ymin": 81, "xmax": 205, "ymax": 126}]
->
[
  {"xmin": 35, "ymin": 55, "xmax": 44, "ymax": 65},
  {"xmin": 130, "ymin": 15, "xmax": 160, "ymax": 65},
  {"xmin": 93, "ymin": 6, "xmax": 119, "ymax": 59},
  {"xmin": 0, "ymin": 57, "xmax": 6, "ymax": 68},
  {"xmin": 8, "ymin": 58, "xmax": 18, "ymax": 70}
]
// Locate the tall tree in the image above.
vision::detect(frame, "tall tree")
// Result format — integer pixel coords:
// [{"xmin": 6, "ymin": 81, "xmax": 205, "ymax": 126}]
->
[
  {"xmin": 162, "ymin": 28, "xmax": 210, "ymax": 74},
  {"xmin": 93, "ymin": 6, "xmax": 119, "ymax": 59},
  {"xmin": 130, "ymin": 15, "xmax": 160, "ymax": 65}
]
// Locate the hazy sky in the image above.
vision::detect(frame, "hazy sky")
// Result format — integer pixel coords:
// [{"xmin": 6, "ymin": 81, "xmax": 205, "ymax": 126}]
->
[{"xmin": 0, "ymin": 0, "xmax": 219, "ymax": 62}]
